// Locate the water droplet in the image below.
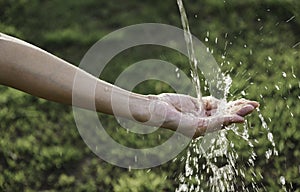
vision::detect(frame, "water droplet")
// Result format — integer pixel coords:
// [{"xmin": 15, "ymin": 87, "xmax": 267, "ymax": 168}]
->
[
  {"xmin": 175, "ymin": 67, "xmax": 179, "ymax": 72},
  {"xmin": 194, "ymin": 14, "xmax": 198, "ymax": 18},
  {"xmin": 292, "ymin": 42, "xmax": 300, "ymax": 48},
  {"xmin": 244, "ymin": 44, "xmax": 247, "ymax": 48},
  {"xmin": 257, "ymin": 18, "xmax": 261, "ymax": 21},
  {"xmin": 248, "ymin": 142, "xmax": 254, "ymax": 148},
  {"xmin": 268, "ymin": 56, "xmax": 272, "ymax": 61},
  {"xmin": 257, "ymin": 110, "xmax": 268, "ymax": 130},
  {"xmin": 275, "ymin": 85, "xmax": 280, "ymax": 90},
  {"xmin": 286, "ymin": 15, "xmax": 295, "ymax": 23},
  {"xmin": 280, "ymin": 176, "xmax": 286, "ymax": 185},
  {"xmin": 134, "ymin": 155, "xmax": 137, "ymax": 162},
  {"xmin": 241, "ymin": 90, "xmax": 246, "ymax": 96},
  {"xmin": 282, "ymin": 72, "xmax": 286, "ymax": 77},
  {"xmin": 215, "ymin": 37, "xmax": 218, "ymax": 44},
  {"xmin": 274, "ymin": 149, "xmax": 278, "ymax": 156},
  {"xmin": 265, "ymin": 149, "xmax": 272, "ymax": 159},
  {"xmin": 205, "ymin": 37, "xmax": 209, "ymax": 42},
  {"xmin": 267, "ymin": 132, "xmax": 274, "ymax": 143},
  {"xmin": 291, "ymin": 66, "xmax": 296, "ymax": 78},
  {"xmin": 224, "ymin": 41, "xmax": 228, "ymax": 50}
]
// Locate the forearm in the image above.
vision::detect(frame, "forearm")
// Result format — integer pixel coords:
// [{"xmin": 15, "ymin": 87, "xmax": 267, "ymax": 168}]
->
[{"xmin": 0, "ymin": 33, "xmax": 151, "ymax": 120}]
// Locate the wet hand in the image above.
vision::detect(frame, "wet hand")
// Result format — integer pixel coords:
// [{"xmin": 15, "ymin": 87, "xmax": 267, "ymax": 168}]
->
[{"xmin": 147, "ymin": 93, "xmax": 259, "ymax": 138}]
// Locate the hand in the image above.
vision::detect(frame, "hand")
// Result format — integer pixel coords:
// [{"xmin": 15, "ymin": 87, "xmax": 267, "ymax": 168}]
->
[{"xmin": 147, "ymin": 93, "xmax": 259, "ymax": 138}]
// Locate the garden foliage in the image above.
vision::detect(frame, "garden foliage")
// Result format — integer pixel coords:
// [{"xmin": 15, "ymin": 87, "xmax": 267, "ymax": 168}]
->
[{"xmin": 0, "ymin": 0, "xmax": 299, "ymax": 191}]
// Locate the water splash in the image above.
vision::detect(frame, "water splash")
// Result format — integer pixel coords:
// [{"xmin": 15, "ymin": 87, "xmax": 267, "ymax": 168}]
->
[
  {"xmin": 176, "ymin": 3, "xmax": 241, "ymax": 189},
  {"xmin": 257, "ymin": 108, "xmax": 278, "ymax": 158},
  {"xmin": 175, "ymin": 1, "xmax": 278, "ymax": 191},
  {"xmin": 177, "ymin": 118, "xmax": 278, "ymax": 192}
]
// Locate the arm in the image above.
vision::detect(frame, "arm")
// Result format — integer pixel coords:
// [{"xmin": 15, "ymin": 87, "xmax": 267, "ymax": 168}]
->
[
  {"xmin": 0, "ymin": 33, "xmax": 259, "ymax": 138},
  {"xmin": 0, "ymin": 33, "xmax": 150, "ymax": 121}
]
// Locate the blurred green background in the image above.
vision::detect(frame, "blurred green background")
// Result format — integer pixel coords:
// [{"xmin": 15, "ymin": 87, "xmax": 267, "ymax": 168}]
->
[{"xmin": 0, "ymin": 0, "xmax": 299, "ymax": 191}]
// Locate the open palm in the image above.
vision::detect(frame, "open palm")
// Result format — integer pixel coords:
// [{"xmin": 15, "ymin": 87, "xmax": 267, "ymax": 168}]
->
[{"xmin": 148, "ymin": 93, "xmax": 259, "ymax": 138}]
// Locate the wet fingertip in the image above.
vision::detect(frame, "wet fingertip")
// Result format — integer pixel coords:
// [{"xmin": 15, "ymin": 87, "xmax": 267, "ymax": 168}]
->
[
  {"xmin": 236, "ymin": 116, "xmax": 245, "ymax": 123},
  {"xmin": 249, "ymin": 101, "xmax": 260, "ymax": 108},
  {"xmin": 236, "ymin": 105, "xmax": 255, "ymax": 116},
  {"xmin": 230, "ymin": 115, "xmax": 244, "ymax": 123},
  {"xmin": 223, "ymin": 115, "xmax": 244, "ymax": 124}
]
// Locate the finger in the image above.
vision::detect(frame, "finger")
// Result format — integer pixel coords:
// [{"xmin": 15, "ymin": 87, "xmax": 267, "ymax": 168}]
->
[
  {"xmin": 236, "ymin": 104, "xmax": 255, "ymax": 116},
  {"xmin": 227, "ymin": 99, "xmax": 259, "ymax": 114},
  {"xmin": 222, "ymin": 115, "xmax": 244, "ymax": 125},
  {"xmin": 228, "ymin": 99, "xmax": 259, "ymax": 108},
  {"xmin": 192, "ymin": 114, "xmax": 245, "ymax": 138},
  {"xmin": 198, "ymin": 115, "xmax": 244, "ymax": 134},
  {"xmin": 247, "ymin": 100, "xmax": 259, "ymax": 108}
]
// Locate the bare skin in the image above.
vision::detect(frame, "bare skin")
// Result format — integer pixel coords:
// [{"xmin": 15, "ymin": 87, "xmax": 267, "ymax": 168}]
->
[
  {"xmin": 148, "ymin": 94, "xmax": 258, "ymax": 138},
  {"xmin": 0, "ymin": 33, "xmax": 259, "ymax": 138}
]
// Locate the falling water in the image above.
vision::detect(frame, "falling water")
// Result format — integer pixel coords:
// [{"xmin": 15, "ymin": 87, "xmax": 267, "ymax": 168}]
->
[
  {"xmin": 177, "ymin": 0, "xmax": 202, "ymax": 103},
  {"xmin": 176, "ymin": 0, "xmax": 278, "ymax": 191}
]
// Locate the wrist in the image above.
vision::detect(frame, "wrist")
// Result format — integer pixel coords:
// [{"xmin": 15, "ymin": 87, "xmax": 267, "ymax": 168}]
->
[
  {"xmin": 132, "ymin": 94, "xmax": 176, "ymax": 129},
  {"xmin": 129, "ymin": 93, "xmax": 152, "ymax": 123},
  {"xmin": 130, "ymin": 94, "xmax": 170, "ymax": 127}
]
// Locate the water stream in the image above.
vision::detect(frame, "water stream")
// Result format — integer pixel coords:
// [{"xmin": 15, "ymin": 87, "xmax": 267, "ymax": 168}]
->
[
  {"xmin": 176, "ymin": 0, "xmax": 203, "ymax": 103},
  {"xmin": 176, "ymin": 1, "xmax": 278, "ymax": 191}
]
